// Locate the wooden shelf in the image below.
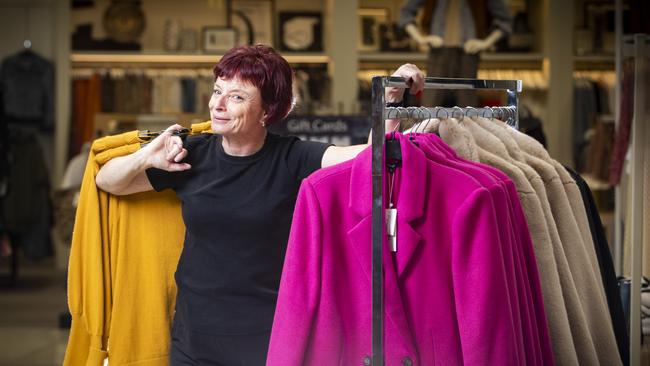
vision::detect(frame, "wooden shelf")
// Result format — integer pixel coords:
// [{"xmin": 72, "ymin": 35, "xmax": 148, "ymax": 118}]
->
[
  {"xmin": 358, "ymin": 52, "xmax": 545, "ymax": 70},
  {"xmin": 574, "ymin": 54, "xmax": 615, "ymax": 62},
  {"xmin": 71, "ymin": 52, "xmax": 329, "ymax": 67},
  {"xmin": 574, "ymin": 54, "xmax": 615, "ymax": 71},
  {"xmin": 73, "ymin": 51, "xmax": 557, "ymax": 70}
]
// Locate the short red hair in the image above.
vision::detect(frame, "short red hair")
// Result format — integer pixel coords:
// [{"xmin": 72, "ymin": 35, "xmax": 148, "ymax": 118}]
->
[{"xmin": 213, "ymin": 45, "xmax": 293, "ymax": 125}]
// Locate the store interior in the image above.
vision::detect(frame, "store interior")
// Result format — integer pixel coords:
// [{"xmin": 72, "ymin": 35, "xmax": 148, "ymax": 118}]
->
[{"xmin": 0, "ymin": 0, "xmax": 648, "ymax": 365}]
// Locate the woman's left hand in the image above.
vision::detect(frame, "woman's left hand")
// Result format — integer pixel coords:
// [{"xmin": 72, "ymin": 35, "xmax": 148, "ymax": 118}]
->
[{"xmin": 385, "ymin": 63, "xmax": 425, "ymax": 103}]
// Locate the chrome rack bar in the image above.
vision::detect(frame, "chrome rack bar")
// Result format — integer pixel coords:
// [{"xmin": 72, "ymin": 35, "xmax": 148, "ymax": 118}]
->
[
  {"xmin": 385, "ymin": 106, "xmax": 519, "ymax": 127},
  {"xmin": 385, "ymin": 76, "xmax": 522, "ymax": 91},
  {"xmin": 370, "ymin": 75, "xmax": 522, "ymax": 365},
  {"xmin": 384, "ymin": 76, "xmax": 522, "ymax": 128}
]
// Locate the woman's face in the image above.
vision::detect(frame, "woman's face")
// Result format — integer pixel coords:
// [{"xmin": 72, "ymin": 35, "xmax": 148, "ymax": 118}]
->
[{"xmin": 209, "ymin": 76, "xmax": 267, "ymax": 137}]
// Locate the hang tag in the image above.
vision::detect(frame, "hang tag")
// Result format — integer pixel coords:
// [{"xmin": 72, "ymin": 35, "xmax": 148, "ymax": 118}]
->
[{"xmin": 386, "ymin": 207, "xmax": 397, "ymax": 252}]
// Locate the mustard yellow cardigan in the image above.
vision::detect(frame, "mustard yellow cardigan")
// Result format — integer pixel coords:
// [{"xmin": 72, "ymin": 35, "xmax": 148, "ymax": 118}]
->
[{"xmin": 64, "ymin": 122, "xmax": 211, "ymax": 366}]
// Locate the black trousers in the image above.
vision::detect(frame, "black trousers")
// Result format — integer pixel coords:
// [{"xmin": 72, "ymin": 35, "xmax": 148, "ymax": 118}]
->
[
  {"xmin": 423, "ymin": 46, "xmax": 479, "ymax": 108},
  {"xmin": 169, "ymin": 320, "xmax": 271, "ymax": 366}
]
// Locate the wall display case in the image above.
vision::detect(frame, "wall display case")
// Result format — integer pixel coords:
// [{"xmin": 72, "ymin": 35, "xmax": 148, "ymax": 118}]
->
[{"xmin": 278, "ymin": 12, "xmax": 323, "ymax": 52}]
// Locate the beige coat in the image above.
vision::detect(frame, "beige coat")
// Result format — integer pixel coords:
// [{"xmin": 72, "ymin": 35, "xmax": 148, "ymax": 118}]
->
[
  {"xmin": 474, "ymin": 118, "xmax": 620, "ymax": 366},
  {"xmin": 452, "ymin": 118, "xmax": 599, "ymax": 365},
  {"xmin": 504, "ymin": 127, "xmax": 621, "ymax": 366},
  {"xmin": 506, "ymin": 127, "xmax": 605, "ymax": 290}
]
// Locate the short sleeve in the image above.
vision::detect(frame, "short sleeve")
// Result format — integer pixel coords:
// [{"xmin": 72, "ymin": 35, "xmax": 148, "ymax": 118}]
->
[
  {"xmin": 285, "ymin": 137, "xmax": 331, "ymax": 181},
  {"xmin": 145, "ymin": 167, "xmax": 186, "ymax": 192}
]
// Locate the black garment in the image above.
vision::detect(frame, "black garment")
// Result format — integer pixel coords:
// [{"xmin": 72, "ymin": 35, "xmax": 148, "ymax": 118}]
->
[
  {"xmin": 147, "ymin": 132, "xmax": 329, "ymax": 336},
  {"xmin": 423, "ymin": 47, "xmax": 479, "ymax": 108},
  {"xmin": 565, "ymin": 166, "xmax": 629, "ymax": 366},
  {"xmin": 0, "ymin": 89, "xmax": 7, "ymax": 198},
  {"xmin": 170, "ymin": 314, "xmax": 271, "ymax": 366},
  {"xmin": 181, "ymin": 78, "xmax": 196, "ymax": 113},
  {"xmin": 1, "ymin": 126, "xmax": 52, "ymax": 260},
  {"xmin": 0, "ymin": 50, "xmax": 54, "ymax": 131},
  {"xmin": 518, "ymin": 107, "xmax": 547, "ymax": 148}
]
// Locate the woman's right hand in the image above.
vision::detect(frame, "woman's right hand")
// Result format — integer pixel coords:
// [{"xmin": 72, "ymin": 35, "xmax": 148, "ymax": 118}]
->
[
  {"xmin": 96, "ymin": 124, "xmax": 191, "ymax": 195},
  {"xmin": 143, "ymin": 124, "xmax": 192, "ymax": 172}
]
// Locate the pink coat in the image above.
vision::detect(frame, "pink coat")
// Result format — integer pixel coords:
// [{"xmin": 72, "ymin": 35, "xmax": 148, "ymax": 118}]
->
[{"xmin": 268, "ymin": 138, "xmax": 538, "ymax": 365}]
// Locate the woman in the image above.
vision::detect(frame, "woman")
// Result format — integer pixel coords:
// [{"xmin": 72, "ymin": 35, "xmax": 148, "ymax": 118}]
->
[{"xmin": 95, "ymin": 44, "xmax": 424, "ymax": 365}]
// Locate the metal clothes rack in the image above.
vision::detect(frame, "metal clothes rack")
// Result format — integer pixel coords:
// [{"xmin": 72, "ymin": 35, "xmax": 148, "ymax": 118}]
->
[
  {"xmin": 621, "ymin": 34, "xmax": 650, "ymax": 366},
  {"xmin": 383, "ymin": 105, "xmax": 519, "ymax": 128},
  {"xmin": 370, "ymin": 76, "xmax": 522, "ymax": 364}
]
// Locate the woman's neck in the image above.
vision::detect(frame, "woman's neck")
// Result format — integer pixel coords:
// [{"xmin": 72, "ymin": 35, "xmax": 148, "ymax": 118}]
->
[{"xmin": 221, "ymin": 129, "xmax": 268, "ymax": 157}]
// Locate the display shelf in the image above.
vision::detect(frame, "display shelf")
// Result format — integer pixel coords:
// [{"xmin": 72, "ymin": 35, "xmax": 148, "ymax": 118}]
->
[
  {"xmin": 574, "ymin": 54, "xmax": 615, "ymax": 70},
  {"xmin": 358, "ymin": 52, "xmax": 545, "ymax": 70},
  {"xmin": 575, "ymin": 54, "xmax": 615, "ymax": 62},
  {"xmin": 71, "ymin": 52, "xmax": 330, "ymax": 67}
]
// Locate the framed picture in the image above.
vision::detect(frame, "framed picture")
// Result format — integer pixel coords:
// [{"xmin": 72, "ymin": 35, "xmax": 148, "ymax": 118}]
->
[
  {"xmin": 202, "ymin": 27, "xmax": 237, "ymax": 53},
  {"xmin": 358, "ymin": 8, "xmax": 390, "ymax": 52},
  {"xmin": 228, "ymin": 0, "xmax": 274, "ymax": 47},
  {"xmin": 278, "ymin": 11, "xmax": 323, "ymax": 52}
]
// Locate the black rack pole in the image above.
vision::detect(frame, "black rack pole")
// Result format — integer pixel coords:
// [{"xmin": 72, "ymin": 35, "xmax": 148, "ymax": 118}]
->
[{"xmin": 370, "ymin": 76, "xmax": 386, "ymax": 365}]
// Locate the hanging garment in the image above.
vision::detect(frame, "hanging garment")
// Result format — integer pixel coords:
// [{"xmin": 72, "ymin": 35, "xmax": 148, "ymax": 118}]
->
[
  {"xmin": 479, "ymin": 119, "xmax": 605, "ymax": 291},
  {"xmin": 573, "ymin": 79, "xmax": 598, "ymax": 171},
  {"xmin": 583, "ymin": 121, "xmax": 615, "ymax": 183},
  {"xmin": 439, "ymin": 117, "xmax": 601, "ymax": 365},
  {"xmin": 71, "ymin": 74, "xmax": 102, "ymax": 156},
  {"xmin": 463, "ymin": 117, "xmax": 620, "ymax": 365},
  {"xmin": 410, "ymin": 131, "xmax": 553, "ymax": 365},
  {"xmin": 503, "ymin": 125, "xmax": 622, "ymax": 366},
  {"xmin": 64, "ymin": 122, "xmax": 212, "ymax": 366},
  {"xmin": 1, "ymin": 126, "xmax": 53, "ymax": 260},
  {"xmin": 100, "ymin": 72, "xmax": 114, "ymax": 112},
  {"xmin": 469, "ymin": 118, "xmax": 620, "ymax": 365},
  {"xmin": 417, "ymin": 123, "xmax": 577, "ymax": 365},
  {"xmin": 566, "ymin": 166, "xmax": 630, "ymax": 366},
  {"xmin": 505, "ymin": 127, "xmax": 605, "ymax": 286},
  {"xmin": 268, "ymin": 134, "xmax": 552, "ymax": 365},
  {"xmin": 0, "ymin": 50, "xmax": 54, "ymax": 131},
  {"xmin": 180, "ymin": 78, "xmax": 196, "ymax": 113},
  {"xmin": 423, "ymin": 47, "xmax": 479, "ymax": 107}
]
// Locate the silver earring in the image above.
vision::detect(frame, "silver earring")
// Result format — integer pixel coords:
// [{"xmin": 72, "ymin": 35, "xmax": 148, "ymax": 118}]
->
[{"xmin": 261, "ymin": 121, "xmax": 266, "ymax": 127}]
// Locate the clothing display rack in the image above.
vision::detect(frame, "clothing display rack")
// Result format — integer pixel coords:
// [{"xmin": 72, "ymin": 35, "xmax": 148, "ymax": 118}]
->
[
  {"xmin": 369, "ymin": 76, "xmax": 522, "ymax": 364},
  {"xmin": 621, "ymin": 34, "xmax": 649, "ymax": 366},
  {"xmin": 383, "ymin": 105, "xmax": 519, "ymax": 128}
]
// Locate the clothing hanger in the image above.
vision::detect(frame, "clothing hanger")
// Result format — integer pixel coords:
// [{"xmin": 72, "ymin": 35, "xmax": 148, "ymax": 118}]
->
[
  {"xmin": 20, "ymin": 6, "xmax": 33, "ymax": 55},
  {"xmin": 139, "ymin": 127, "xmax": 190, "ymax": 141},
  {"xmin": 385, "ymin": 106, "xmax": 403, "ymax": 172}
]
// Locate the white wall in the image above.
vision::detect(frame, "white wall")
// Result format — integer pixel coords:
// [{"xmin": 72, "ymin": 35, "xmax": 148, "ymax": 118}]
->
[{"xmin": 0, "ymin": 1, "xmax": 54, "ymax": 61}]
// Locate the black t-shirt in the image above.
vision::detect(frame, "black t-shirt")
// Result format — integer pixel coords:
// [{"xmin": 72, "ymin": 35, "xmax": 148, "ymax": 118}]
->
[{"xmin": 146, "ymin": 132, "xmax": 330, "ymax": 335}]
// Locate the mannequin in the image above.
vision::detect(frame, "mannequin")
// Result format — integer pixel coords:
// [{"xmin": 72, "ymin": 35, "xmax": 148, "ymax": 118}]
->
[{"xmin": 399, "ymin": 0, "xmax": 512, "ymax": 107}]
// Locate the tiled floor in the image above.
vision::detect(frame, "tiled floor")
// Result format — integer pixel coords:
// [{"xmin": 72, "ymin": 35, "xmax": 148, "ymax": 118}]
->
[
  {"xmin": 0, "ymin": 255, "xmax": 69, "ymax": 366},
  {"xmin": 2, "ymin": 250, "xmax": 650, "ymax": 366}
]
